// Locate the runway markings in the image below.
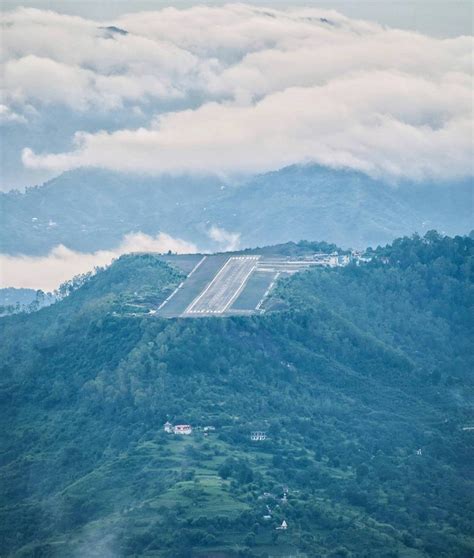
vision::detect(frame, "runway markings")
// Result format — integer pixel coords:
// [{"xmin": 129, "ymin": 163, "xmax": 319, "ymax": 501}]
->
[
  {"xmin": 183, "ymin": 256, "xmax": 260, "ymax": 315},
  {"xmin": 221, "ymin": 261, "xmax": 258, "ymax": 313},
  {"xmin": 156, "ymin": 255, "xmax": 330, "ymax": 318},
  {"xmin": 188, "ymin": 255, "xmax": 207, "ymax": 277},
  {"xmin": 183, "ymin": 257, "xmax": 235, "ymax": 314},
  {"xmin": 157, "ymin": 255, "xmax": 207, "ymax": 310},
  {"xmin": 255, "ymin": 272, "xmax": 280, "ymax": 311},
  {"xmin": 157, "ymin": 281, "xmax": 184, "ymax": 310}
]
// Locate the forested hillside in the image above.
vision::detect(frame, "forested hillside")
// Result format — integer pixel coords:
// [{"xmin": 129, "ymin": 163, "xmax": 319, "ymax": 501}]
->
[{"xmin": 0, "ymin": 233, "xmax": 472, "ymax": 558}]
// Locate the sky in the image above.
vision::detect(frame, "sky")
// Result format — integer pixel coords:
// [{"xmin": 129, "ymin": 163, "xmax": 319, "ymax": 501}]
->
[
  {"xmin": 0, "ymin": 1, "xmax": 473, "ymax": 289},
  {"xmin": 0, "ymin": 232, "xmax": 198, "ymax": 290},
  {"xmin": 1, "ymin": 1, "xmax": 472, "ymax": 190},
  {"xmin": 2, "ymin": 1, "xmax": 473, "ymax": 38}
]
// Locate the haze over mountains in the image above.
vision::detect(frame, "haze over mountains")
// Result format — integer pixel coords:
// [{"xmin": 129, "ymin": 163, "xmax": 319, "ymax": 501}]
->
[
  {"xmin": 1, "ymin": 3, "xmax": 473, "ymax": 557},
  {"xmin": 2, "ymin": 165, "xmax": 472, "ymax": 257},
  {"xmin": 2, "ymin": 4, "xmax": 472, "ymax": 292}
]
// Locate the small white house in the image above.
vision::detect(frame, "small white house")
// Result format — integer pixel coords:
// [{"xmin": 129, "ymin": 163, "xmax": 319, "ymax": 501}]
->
[
  {"xmin": 338, "ymin": 254, "xmax": 350, "ymax": 266},
  {"xmin": 250, "ymin": 431, "xmax": 267, "ymax": 441},
  {"xmin": 164, "ymin": 422, "xmax": 193, "ymax": 435},
  {"xmin": 276, "ymin": 520, "xmax": 288, "ymax": 530},
  {"xmin": 174, "ymin": 424, "xmax": 193, "ymax": 435}
]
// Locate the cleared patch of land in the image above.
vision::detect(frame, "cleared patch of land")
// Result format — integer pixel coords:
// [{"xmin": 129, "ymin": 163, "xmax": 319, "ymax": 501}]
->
[{"xmin": 156, "ymin": 252, "xmax": 348, "ymax": 318}]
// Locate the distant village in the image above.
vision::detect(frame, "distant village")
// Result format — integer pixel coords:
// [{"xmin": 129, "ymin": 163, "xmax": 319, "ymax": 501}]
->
[
  {"xmin": 164, "ymin": 422, "xmax": 268, "ymax": 442},
  {"xmin": 163, "ymin": 422, "xmax": 290, "ymax": 530},
  {"xmin": 163, "ymin": 421, "xmax": 216, "ymax": 436},
  {"xmin": 309, "ymin": 250, "xmax": 372, "ymax": 267}
]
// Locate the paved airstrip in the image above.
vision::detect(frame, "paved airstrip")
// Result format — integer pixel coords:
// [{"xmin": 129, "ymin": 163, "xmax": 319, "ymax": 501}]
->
[
  {"xmin": 184, "ymin": 256, "xmax": 260, "ymax": 315},
  {"xmin": 154, "ymin": 252, "xmax": 326, "ymax": 318}
]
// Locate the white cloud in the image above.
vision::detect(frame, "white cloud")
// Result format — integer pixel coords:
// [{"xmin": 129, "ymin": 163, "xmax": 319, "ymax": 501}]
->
[
  {"xmin": 1, "ymin": 8, "xmax": 198, "ymax": 110},
  {"xmin": 0, "ymin": 104, "xmax": 26, "ymax": 124},
  {"xmin": 2, "ymin": 4, "xmax": 473, "ymax": 181},
  {"xmin": 3, "ymin": 54, "xmax": 185, "ymax": 110},
  {"xmin": 207, "ymin": 226, "xmax": 240, "ymax": 251},
  {"xmin": 0, "ymin": 232, "xmax": 197, "ymax": 291},
  {"xmin": 21, "ymin": 71, "xmax": 473, "ymax": 180}
]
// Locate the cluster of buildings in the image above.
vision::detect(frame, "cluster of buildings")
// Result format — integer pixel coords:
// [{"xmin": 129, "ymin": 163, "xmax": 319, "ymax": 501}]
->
[
  {"xmin": 162, "ymin": 420, "xmax": 289, "ymax": 530},
  {"xmin": 261, "ymin": 488, "xmax": 289, "ymax": 530},
  {"xmin": 269, "ymin": 251, "xmax": 372, "ymax": 271},
  {"xmin": 163, "ymin": 422, "xmax": 216, "ymax": 436},
  {"xmin": 164, "ymin": 421, "xmax": 192, "ymax": 435},
  {"xmin": 164, "ymin": 423, "xmax": 270, "ymax": 442},
  {"xmin": 309, "ymin": 251, "xmax": 374, "ymax": 267},
  {"xmin": 350, "ymin": 250, "xmax": 373, "ymax": 264},
  {"xmin": 309, "ymin": 253, "xmax": 350, "ymax": 267}
]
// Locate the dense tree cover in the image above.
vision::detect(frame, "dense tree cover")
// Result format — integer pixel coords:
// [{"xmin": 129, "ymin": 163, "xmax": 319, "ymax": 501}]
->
[
  {"xmin": 276, "ymin": 231, "xmax": 473, "ymax": 392},
  {"xmin": 0, "ymin": 233, "xmax": 472, "ymax": 557}
]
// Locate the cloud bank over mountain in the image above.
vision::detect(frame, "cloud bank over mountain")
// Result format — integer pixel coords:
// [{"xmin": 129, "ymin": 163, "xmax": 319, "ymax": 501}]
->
[
  {"xmin": 2, "ymin": 5, "xmax": 473, "ymax": 183},
  {"xmin": 0, "ymin": 232, "xmax": 197, "ymax": 290}
]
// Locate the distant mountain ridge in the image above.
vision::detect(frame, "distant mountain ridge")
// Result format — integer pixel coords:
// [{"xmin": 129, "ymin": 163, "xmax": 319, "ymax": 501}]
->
[
  {"xmin": 0, "ymin": 287, "xmax": 38, "ymax": 307},
  {"xmin": 1, "ymin": 165, "xmax": 472, "ymax": 255}
]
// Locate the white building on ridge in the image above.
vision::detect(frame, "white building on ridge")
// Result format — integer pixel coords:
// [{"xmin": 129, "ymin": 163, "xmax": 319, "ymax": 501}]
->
[
  {"xmin": 164, "ymin": 422, "xmax": 193, "ymax": 435},
  {"xmin": 173, "ymin": 424, "xmax": 193, "ymax": 435}
]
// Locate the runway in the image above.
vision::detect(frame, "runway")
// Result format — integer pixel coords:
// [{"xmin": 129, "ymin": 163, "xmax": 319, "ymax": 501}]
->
[
  {"xmin": 183, "ymin": 256, "xmax": 260, "ymax": 315},
  {"xmin": 154, "ymin": 252, "xmax": 345, "ymax": 318}
]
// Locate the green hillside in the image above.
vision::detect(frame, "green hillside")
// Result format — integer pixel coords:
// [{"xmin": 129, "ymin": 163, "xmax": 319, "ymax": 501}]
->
[{"xmin": 0, "ymin": 233, "xmax": 473, "ymax": 558}]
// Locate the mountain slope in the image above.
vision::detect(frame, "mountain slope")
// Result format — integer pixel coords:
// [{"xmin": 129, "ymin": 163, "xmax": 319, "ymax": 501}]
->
[
  {"xmin": 206, "ymin": 166, "xmax": 425, "ymax": 248},
  {"xmin": 0, "ymin": 169, "xmax": 225, "ymax": 255},
  {"xmin": 0, "ymin": 233, "xmax": 473, "ymax": 557},
  {"xmin": 1, "ymin": 166, "xmax": 472, "ymax": 255}
]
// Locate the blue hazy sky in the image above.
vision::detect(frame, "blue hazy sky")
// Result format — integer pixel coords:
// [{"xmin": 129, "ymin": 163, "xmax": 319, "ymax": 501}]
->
[{"xmin": 2, "ymin": 0, "xmax": 473, "ymax": 38}]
